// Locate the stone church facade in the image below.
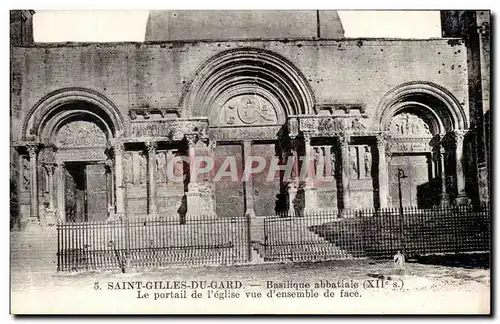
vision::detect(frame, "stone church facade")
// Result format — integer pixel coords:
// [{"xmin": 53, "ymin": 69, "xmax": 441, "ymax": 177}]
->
[{"xmin": 10, "ymin": 10, "xmax": 490, "ymax": 228}]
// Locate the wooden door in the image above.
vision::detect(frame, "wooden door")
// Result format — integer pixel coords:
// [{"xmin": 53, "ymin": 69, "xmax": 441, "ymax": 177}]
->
[
  {"xmin": 389, "ymin": 154, "xmax": 431, "ymax": 208},
  {"xmin": 251, "ymin": 143, "xmax": 281, "ymax": 216},
  {"xmin": 213, "ymin": 143, "xmax": 245, "ymax": 218},
  {"xmin": 86, "ymin": 163, "xmax": 108, "ymax": 222}
]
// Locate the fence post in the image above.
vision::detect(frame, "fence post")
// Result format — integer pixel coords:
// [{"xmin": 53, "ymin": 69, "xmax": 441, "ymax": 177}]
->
[
  {"xmin": 124, "ymin": 216, "xmax": 131, "ymax": 272},
  {"xmin": 246, "ymin": 215, "xmax": 252, "ymax": 262}
]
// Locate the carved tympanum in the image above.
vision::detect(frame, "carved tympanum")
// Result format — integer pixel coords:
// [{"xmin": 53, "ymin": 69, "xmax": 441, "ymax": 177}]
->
[
  {"xmin": 219, "ymin": 95, "xmax": 278, "ymax": 126},
  {"xmin": 57, "ymin": 120, "xmax": 107, "ymax": 147},
  {"xmin": 388, "ymin": 113, "xmax": 432, "ymax": 137}
]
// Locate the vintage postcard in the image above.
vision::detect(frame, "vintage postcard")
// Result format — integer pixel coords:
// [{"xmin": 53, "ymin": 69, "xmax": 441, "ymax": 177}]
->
[{"xmin": 9, "ymin": 9, "xmax": 491, "ymax": 314}]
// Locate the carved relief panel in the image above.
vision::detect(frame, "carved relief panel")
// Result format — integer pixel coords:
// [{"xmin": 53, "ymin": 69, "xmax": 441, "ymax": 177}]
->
[
  {"xmin": 312, "ymin": 145, "xmax": 337, "ymax": 179},
  {"xmin": 56, "ymin": 120, "xmax": 107, "ymax": 147},
  {"xmin": 388, "ymin": 112, "xmax": 432, "ymax": 138},
  {"xmin": 123, "ymin": 152, "xmax": 133, "ymax": 185},
  {"xmin": 216, "ymin": 95, "xmax": 278, "ymax": 126},
  {"xmin": 348, "ymin": 145, "xmax": 373, "ymax": 180}
]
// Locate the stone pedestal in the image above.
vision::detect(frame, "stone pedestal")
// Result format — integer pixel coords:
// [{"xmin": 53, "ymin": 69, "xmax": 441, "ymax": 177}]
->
[{"xmin": 301, "ymin": 179, "xmax": 318, "ymax": 213}]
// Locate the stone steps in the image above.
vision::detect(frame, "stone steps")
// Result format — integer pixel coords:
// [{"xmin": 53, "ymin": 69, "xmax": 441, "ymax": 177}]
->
[{"xmin": 10, "ymin": 229, "xmax": 58, "ymax": 273}]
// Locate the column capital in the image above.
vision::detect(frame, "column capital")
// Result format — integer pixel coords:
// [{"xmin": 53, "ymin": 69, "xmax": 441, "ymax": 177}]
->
[
  {"xmin": 112, "ymin": 142, "xmax": 125, "ymax": 155},
  {"xmin": 185, "ymin": 133, "xmax": 198, "ymax": 146},
  {"xmin": 26, "ymin": 143, "xmax": 40, "ymax": 157},
  {"xmin": 301, "ymin": 130, "xmax": 314, "ymax": 143},
  {"xmin": 42, "ymin": 163, "xmax": 56, "ymax": 174},
  {"xmin": 375, "ymin": 134, "xmax": 387, "ymax": 148},
  {"xmin": 450, "ymin": 130, "xmax": 466, "ymax": 144},
  {"xmin": 145, "ymin": 140, "xmax": 158, "ymax": 152}
]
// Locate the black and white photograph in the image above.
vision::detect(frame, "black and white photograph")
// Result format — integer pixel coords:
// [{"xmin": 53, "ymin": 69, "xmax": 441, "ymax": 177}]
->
[{"xmin": 9, "ymin": 8, "xmax": 491, "ymax": 314}]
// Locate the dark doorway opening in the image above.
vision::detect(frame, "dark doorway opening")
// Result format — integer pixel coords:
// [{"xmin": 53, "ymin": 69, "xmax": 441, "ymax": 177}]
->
[
  {"xmin": 64, "ymin": 162, "xmax": 109, "ymax": 223},
  {"xmin": 65, "ymin": 162, "xmax": 87, "ymax": 223}
]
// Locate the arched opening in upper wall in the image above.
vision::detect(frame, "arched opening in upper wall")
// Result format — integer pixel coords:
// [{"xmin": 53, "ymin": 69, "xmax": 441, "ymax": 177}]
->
[{"xmin": 180, "ymin": 48, "xmax": 316, "ymax": 120}]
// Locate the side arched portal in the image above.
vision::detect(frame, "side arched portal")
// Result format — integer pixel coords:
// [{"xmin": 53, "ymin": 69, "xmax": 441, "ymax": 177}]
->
[
  {"xmin": 376, "ymin": 82, "xmax": 471, "ymax": 207},
  {"xmin": 19, "ymin": 89, "xmax": 126, "ymax": 224}
]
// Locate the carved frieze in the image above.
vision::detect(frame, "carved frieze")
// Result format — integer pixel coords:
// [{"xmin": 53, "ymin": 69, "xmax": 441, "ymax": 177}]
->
[
  {"xmin": 388, "ymin": 141, "xmax": 432, "ymax": 153},
  {"xmin": 130, "ymin": 119, "xmax": 208, "ymax": 140},
  {"xmin": 209, "ymin": 126, "xmax": 281, "ymax": 141},
  {"xmin": 56, "ymin": 148, "xmax": 107, "ymax": 161},
  {"xmin": 287, "ymin": 116, "xmax": 371, "ymax": 137},
  {"xmin": 56, "ymin": 120, "xmax": 107, "ymax": 147}
]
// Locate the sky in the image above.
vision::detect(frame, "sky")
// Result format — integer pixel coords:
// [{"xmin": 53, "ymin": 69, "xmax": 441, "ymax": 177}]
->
[{"xmin": 32, "ymin": 10, "xmax": 442, "ymax": 42}]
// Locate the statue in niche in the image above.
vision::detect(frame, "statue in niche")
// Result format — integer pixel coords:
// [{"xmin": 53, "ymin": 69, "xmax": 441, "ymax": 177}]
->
[
  {"xmin": 349, "ymin": 147, "xmax": 359, "ymax": 179},
  {"xmin": 364, "ymin": 146, "xmax": 372, "ymax": 179},
  {"xmin": 312, "ymin": 147, "xmax": 322, "ymax": 178},
  {"xmin": 156, "ymin": 152, "xmax": 167, "ymax": 184},
  {"xmin": 330, "ymin": 148, "xmax": 336, "ymax": 177},
  {"xmin": 139, "ymin": 153, "xmax": 147, "ymax": 184},
  {"xmin": 22, "ymin": 157, "xmax": 29, "ymax": 191},
  {"xmin": 123, "ymin": 153, "xmax": 133, "ymax": 185}
]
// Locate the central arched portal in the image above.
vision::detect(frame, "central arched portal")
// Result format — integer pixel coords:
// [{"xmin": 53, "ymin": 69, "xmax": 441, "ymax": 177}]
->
[
  {"xmin": 209, "ymin": 92, "xmax": 286, "ymax": 217},
  {"xmin": 186, "ymin": 48, "xmax": 314, "ymax": 217}
]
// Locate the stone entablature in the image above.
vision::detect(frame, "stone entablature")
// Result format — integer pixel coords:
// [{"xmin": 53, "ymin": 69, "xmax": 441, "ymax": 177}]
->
[
  {"xmin": 287, "ymin": 115, "xmax": 371, "ymax": 138},
  {"xmin": 129, "ymin": 117, "xmax": 209, "ymax": 141}
]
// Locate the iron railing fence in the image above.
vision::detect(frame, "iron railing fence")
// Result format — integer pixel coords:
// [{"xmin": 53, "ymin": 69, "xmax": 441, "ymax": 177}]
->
[
  {"xmin": 57, "ymin": 216, "xmax": 251, "ymax": 271},
  {"xmin": 57, "ymin": 205, "xmax": 490, "ymax": 271},
  {"xmin": 264, "ymin": 205, "xmax": 490, "ymax": 261}
]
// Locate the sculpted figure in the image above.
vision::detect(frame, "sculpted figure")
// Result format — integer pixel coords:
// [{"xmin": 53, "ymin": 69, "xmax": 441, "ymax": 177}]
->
[
  {"xmin": 349, "ymin": 147, "xmax": 358, "ymax": 179},
  {"xmin": 364, "ymin": 146, "xmax": 372, "ymax": 179}
]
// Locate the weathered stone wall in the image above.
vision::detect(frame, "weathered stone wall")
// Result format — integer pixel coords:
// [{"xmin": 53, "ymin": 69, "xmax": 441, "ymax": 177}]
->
[
  {"xmin": 145, "ymin": 10, "xmax": 344, "ymax": 41},
  {"xmin": 11, "ymin": 38, "xmax": 469, "ymax": 143}
]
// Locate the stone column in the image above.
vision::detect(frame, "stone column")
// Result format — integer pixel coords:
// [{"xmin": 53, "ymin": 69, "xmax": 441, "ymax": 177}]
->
[
  {"xmin": 243, "ymin": 140, "xmax": 256, "ymax": 218},
  {"xmin": 339, "ymin": 134, "xmax": 350, "ymax": 211},
  {"xmin": 113, "ymin": 142, "xmax": 125, "ymax": 217},
  {"xmin": 56, "ymin": 161, "xmax": 65, "ymax": 222},
  {"xmin": 452, "ymin": 131, "xmax": 471, "ymax": 205},
  {"xmin": 105, "ymin": 159, "xmax": 115, "ymax": 207},
  {"xmin": 287, "ymin": 136, "xmax": 299, "ymax": 216},
  {"xmin": 438, "ymin": 146, "xmax": 450, "ymax": 206},
  {"xmin": 43, "ymin": 163, "xmax": 56, "ymax": 225},
  {"xmin": 376, "ymin": 135, "xmax": 389, "ymax": 208},
  {"xmin": 146, "ymin": 141, "xmax": 158, "ymax": 217},
  {"xmin": 301, "ymin": 130, "xmax": 317, "ymax": 213},
  {"xmin": 185, "ymin": 133, "xmax": 201, "ymax": 218},
  {"xmin": 26, "ymin": 143, "xmax": 39, "ymax": 222}
]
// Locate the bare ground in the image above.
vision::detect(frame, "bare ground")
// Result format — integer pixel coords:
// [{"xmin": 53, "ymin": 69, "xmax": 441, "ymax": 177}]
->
[{"xmin": 11, "ymin": 258, "xmax": 490, "ymax": 315}]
